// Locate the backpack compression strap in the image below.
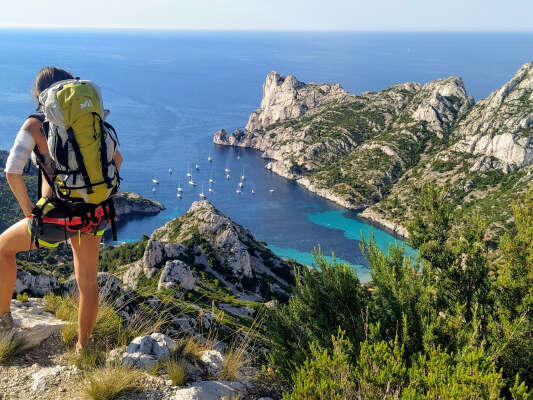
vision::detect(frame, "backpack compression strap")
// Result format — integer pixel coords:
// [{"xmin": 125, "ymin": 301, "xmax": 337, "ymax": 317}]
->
[{"xmin": 66, "ymin": 127, "xmax": 94, "ymax": 194}]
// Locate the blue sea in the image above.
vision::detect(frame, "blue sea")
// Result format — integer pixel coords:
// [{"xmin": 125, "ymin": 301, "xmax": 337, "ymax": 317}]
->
[{"xmin": 1, "ymin": 30, "xmax": 532, "ymax": 281}]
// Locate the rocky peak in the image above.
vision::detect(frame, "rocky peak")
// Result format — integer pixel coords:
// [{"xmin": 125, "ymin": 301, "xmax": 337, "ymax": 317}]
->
[
  {"xmin": 406, "ymin": 77, "xmax": 474, "ymax": 134},
  {"xmin": 128, "ymin": 200, "xmax": 294, "ymax": 300},
  {"xmin": 453, "ymin": 63, "xmax": 533, "ymax": 169},
  {"xmin": 245, "ymin": 71, "xmax": 349, "ymax": 132}
]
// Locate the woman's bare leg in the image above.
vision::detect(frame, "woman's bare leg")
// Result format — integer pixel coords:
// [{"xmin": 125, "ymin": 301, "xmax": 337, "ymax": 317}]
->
[
  {"xmin": 70, "ymin": 233, "xmax": 101, "ymax": 350},
  {"xmin": 0, "ymin": 219, "xmax": 33, "ymax": 316}
]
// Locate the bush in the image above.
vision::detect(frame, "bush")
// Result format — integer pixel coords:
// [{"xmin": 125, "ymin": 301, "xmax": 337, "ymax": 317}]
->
[
  {"xmin": 355, "ymin": 339, "xmax": 407, "ymax": 400},
  {"xmin": 283, "ymin": 330, "xmax": 356, "ymax": 400},
  {"xmin": 266, "ymin": 250, "xmax": 367, "ymax": 378}
]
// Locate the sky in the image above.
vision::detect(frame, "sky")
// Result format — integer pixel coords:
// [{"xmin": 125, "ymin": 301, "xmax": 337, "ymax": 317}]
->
[{"xmin": 1, "ymin": 0, "xmax": 532, "ymax": 31}]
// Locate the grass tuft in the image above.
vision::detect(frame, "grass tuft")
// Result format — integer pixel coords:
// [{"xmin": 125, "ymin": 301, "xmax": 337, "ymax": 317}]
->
[
  {"xmin": 61, "ymin": 323, "xmax": 78, "ymax": 347},
  {"xmin": 166, "ymin": 359, "xmax": 188, "ymax": 386},
  {"xmin": 0, "ymin": 332, "xmax": 26, "ymax": 362},
  {"xmin": 81, "ymin": 367, "xmax": 142, "ymax": 400},
  {"xmin": 68, "ymin": 344, "xmax": 106, "ymax": 371}
]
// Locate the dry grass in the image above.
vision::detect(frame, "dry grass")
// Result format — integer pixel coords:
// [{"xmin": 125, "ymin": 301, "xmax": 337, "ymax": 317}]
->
[
  {"xmin": 166, "ymin": 360, "xmax": 188, "ymax": 386},
  {"xmin": 46, "ymin": 293, "xmax": 168, "ymax": 356},
  {"xmin": 67, "ymin": 344, "xmax": 106, "ymax": 371},
  {"xmin": 220, "ymin": 308, "xmax": 265, "ymax": 381},
  {"xmin": 81, "ymin": 367, "xmax": 142, "ymax": 400},
  {"xmin": 0, "ymin": 331, "xmax": 26, "ymax": 362},
  {"xmin": 61, "ymin": 322, "xmax": 78, "ymax": 347}
]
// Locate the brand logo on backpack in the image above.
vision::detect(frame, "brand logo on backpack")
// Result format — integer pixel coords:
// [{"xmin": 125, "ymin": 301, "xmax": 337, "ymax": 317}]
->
[{"xmin": 80, "ymin": 100, "xmax": 92, "ymax": 109}]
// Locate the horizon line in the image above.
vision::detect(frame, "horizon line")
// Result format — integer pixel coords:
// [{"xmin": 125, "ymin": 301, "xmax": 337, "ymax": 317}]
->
[{"xmin": 1, "ymin": 26, "xmax": 533, "ymax": 33}]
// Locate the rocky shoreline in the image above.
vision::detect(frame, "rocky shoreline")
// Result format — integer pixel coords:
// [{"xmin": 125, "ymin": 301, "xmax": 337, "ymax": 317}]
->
[{"xmin": 214, "ymin": 65, "xmax": 533, "ymax": 241}]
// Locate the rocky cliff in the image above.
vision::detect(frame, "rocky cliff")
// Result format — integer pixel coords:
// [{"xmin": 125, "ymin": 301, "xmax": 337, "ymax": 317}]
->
[
  {"xmin": 214, "ymin": 65, "xmax": 533, "ymax": 240},
  {"xmin": 121, "ymin": 200, "xmax": 294, "ymax": 301}
]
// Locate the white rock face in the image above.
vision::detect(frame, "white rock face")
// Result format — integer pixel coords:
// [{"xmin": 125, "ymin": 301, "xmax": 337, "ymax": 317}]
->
[
  {"xmin": 172, "ymin": 380, "xmax": 245, "ymax": 400},
  {"xmin": 218, "ymin": 303, "xmax": 255, "ymax": 318},
  {"xmin": 199, "ymin": 350, "xmax": 225, "ymax": 377},
  {"xmin": 14, "ymin": 270, "xmax": 59, "ymax": 297},
  {"xmin": 122, "ymin": 332, "xmax": 176, "ymax": 370},
  {"xmin": 9, "ymin": 298, "xmax": 66, "ymax": 352},
  {"xmin": 454, "ymin": 63, "xmax": 533, "ymax": 169},
  {"xmin": 158, "ymin": 260, "xmax": 196, "ymax": 291},
  {"xmin": 245, "ymin": 71, "xmax": 348, "ymax": 132}
]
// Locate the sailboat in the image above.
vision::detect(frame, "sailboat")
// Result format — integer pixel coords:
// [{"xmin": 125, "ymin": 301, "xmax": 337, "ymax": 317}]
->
[
  {"xmin": 152, "ymin": 187, "xmax": 157, "ymax": 192},
  {"xmin": 236, "ymin": 150, "xmax": 241, "ymax": 160},
  {"xmin": 208, "ymin": 187, "xmax": 213, "ymax": 193},
  {"xmin": 251, "ymin": 189, "xmax": 255, "ymax": 195},
  {"xmin": 152, "ymin": 177, "xmax": 159, "ymax": 184},
  {"xmin": 195, "ymin": 162, "xmax": 200, "ymax": 170},
  {"xmin": 188, "ymin": 179, "xmax": 197, "ymax": 186},
  {"xmin": 236, "ymin": 188, "xmax": 241, "ymax": 194},
  {"xmin": 177, "ymin": 192, "xmax": 182, "ymax": 199},
  {"xmin": 177, "ymin": 177, "xmax": 183, "ymax": 192},
  {"xmin": 238, "ymin": 181, "xmax": 244, "ymax": 188},
  {"xmin": 269, "ymin": 189, "xmax": 275, "ymax": 193},
  {"xmin": 209, "ymin": 178, "xmax": 214, "ymax": 184},
  {"xmin": 208, "ymin": 153, "xmax": 213, "ymax": 162},
  {"xmin": 226, "ymin": 174, "xmax": 230, "ymax": 180},
  {"xmin": 168, "ymin": 168, "xmax": 173, "ymax": 174},
  {"xmin": 240, "ymin": 168, "xmax": 245, "ymax": 181},
  {"xmin": 186, "ymin": 164, "xmax": 192, "ymax": 178},
  {"xmin": 199, "ymin": 185, "xmax": 206, "ymax": 199}
]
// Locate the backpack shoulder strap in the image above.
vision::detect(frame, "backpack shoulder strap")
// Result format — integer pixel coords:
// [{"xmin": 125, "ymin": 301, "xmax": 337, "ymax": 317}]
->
[{"xmin": 28, "ymin": 113, "xmax": 45, "ymax": 123}]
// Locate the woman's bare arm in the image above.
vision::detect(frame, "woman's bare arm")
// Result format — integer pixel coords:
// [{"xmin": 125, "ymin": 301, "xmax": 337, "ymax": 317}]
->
[
  {"xmin": 6, "ymin": 173, "xmax": 34, "ymax": 216},
  {"xmin": 113, "ymin": 150, "xmax": 123, "ymax": 172}
]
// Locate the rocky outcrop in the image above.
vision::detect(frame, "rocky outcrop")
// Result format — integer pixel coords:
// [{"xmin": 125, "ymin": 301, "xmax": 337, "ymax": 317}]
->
[
  {"xmin": 113, "ymin": 191, "xmax": 165, "ymax": 218},
  {"xmin": 214, "ymin": 70, "xmax": 473, "ymax": 211},
  {"xmin": 14, "ymin": 270, "xmax": 60, "ymax": 297},
  {"xmin": 128, "ymin": 200, "xmax": 294, "ymax": 300},
  {"xmin": 453, "ymin": 63, "xmax": 533, "ymax": 170},
  {"xmin": 214, "ymin": 65, "xmax": 533, "ymax": 239},
  {"xmin": 172, "ymin": 380, "xmax": 246, "ymax": 400},
  {"xmin": 245, "ymin": 71, "xmax": 350, "ymax": 132},
  {"xmin": 121, "ymin": 333, "xmax": 176, "ymax": 370},
  {"xmin": 7, "ymin": 298, "xmax": 66, "ymax": 352}
]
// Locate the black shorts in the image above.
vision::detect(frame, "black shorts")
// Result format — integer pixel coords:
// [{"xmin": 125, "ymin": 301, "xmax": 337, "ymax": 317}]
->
[{"xmin": 27, "ymin": 198, "xmax": 111, "ymax": 248}]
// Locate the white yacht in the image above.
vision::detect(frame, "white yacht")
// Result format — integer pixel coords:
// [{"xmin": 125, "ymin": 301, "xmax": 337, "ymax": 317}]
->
[
  {"xmin": 152, "ymin": 178, "xmax": 159, "ymax": 185},
  {"xmin": 168, "ymin": 168, "xmax": 173, "ymax": 174}
]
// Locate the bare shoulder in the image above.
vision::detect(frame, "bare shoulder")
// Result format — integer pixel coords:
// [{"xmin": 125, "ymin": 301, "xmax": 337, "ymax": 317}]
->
[{"xmin": 21, "ymin": 117, "xmax": 43, "ymax": 138}]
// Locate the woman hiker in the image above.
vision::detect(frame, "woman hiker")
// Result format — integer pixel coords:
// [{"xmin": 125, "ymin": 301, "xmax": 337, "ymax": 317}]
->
[{"xmin": 0, "ymin": 66, "xmax": 123, "ymax": 353}]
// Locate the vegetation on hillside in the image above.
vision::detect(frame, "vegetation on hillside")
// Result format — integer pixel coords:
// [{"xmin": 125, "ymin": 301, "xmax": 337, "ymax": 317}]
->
[{"xmin": 266, "ymin": 185, "xmax": 533, "ymax": 399}]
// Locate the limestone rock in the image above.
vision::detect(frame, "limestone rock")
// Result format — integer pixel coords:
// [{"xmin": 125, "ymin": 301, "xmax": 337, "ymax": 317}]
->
[
  {"xmin": 453, "ymin": 63, "xmax": 533, "ymax": 169},
  {"xmin": 14, "ymin": 270, "xmax": 59, "ymax": 297},
  {"xmin": 171, "ymin": 380, "xmax": 245, "ymax": 400},
  {"xmin": 158, "ymin": 260, "xmax": 196, "ymax": 291},
  {"xmin": 113, "ymin": 191, "xmax": 165, "ymax": 218},
  {"xmin": 121, "ymin": 332, "xmax": 176, "ymax": 370},
  {"xmin": 199, "ymin": 350, "xmax": 224, "ymax": 377},
  {"xmin": 31, "ymin": 365, "xmax": 68, "ymax": 391},
  {"xmin": 9, "ymin": 298, "xmax": 66, "ymax": 352},
  {"xmin": 145, "ymin": 200, "xmax": 294, "ymax": 299}
]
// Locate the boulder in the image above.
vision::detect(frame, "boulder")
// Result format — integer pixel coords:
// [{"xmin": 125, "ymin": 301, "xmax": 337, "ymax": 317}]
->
[
  {"xmin": 158, "ymin": 260, "xmax": 196, "ymax": 291},
  {"xmin": 199, "ymin": 350, "xmax": 224, "ymax": 377},
  {"xmin": 172, "ymin": 380, "xmax": 245, "ymax": 400},
  {"xmin": 121, "ymin": 332, "xmax": 175, "ymax": 370},
  {"xmin": 8, "ymin": 298, "xmax": 66, "ymax": 352}
]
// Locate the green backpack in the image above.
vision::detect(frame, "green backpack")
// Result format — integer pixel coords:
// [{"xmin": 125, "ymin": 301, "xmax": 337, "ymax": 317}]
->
[{"xmin": 34, "ymin": 78, "xmax": 121, "ymax": 240}]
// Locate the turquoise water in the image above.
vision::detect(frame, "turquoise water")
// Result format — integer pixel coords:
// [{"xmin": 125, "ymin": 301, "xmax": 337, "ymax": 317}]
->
[
  {"xmin": 1, "ymin": 30, "xmax": 531, "ymax": 277},
  {"xmin": 267, "ymin": 244, "xmax": 371, "ymax": 282}
]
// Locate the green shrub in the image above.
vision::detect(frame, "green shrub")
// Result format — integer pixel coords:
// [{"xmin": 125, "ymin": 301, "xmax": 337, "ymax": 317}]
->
[
  {"xmin": 266, "ymin": 250, "xmax": 367, "ymax": 378},
  {"xmin": 355, "ymin": 339, "xmax": 407, "ymax": 400},
  {"xmin": 283, "ymin": 330, "xmax": 356, "ymax": 400}
]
